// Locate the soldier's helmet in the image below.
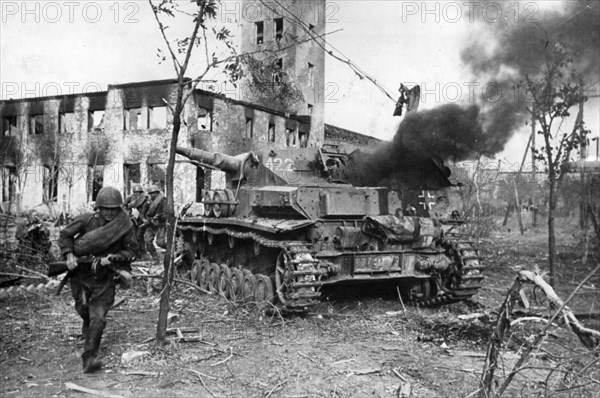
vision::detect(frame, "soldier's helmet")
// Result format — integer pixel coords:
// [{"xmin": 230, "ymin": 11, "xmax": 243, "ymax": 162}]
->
[
  {"xmin": 96, "ymin": 186, "xmax": 123, "ymax": 208},
  {"xmin": 147, "ymin": 185, "xmax": 160, "ymax": 194},
  {"xmin": 132, "ymin": 183, "xmax": 144, "ymax": 193}
]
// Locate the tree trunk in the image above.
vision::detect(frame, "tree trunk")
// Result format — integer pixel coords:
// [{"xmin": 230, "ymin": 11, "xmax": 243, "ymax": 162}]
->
[
  {"xmin": 156, "ymin": 93, "xmax": 183, "ymax": 345},
  {"xmin": 514, "ymin": 178, "xmax": 524, "ymax": 234},
  {"xmin": 547, "ymin": 178, "xmax": 557, "ymax": 288},
  {"xmin": 68, "ymin": 185, "xmax": 72, "ymax": 215},
  {"xmin": 503, "ymin": 200, "xmax": 513, "ymax": 227}
]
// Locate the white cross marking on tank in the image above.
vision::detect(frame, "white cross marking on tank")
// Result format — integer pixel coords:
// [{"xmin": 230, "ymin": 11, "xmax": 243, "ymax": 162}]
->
[{"xmin": 418, "ymin": 191, "xmax": 436, "ymax": 210}]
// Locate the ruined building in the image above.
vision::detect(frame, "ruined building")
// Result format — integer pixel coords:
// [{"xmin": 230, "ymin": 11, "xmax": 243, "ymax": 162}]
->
[{"xmin": 0, "ymin": 0, "xmax": 380, "ymax": 215}]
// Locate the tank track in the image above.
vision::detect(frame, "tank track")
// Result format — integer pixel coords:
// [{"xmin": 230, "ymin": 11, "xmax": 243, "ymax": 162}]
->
[
  {"xmin": 406, "ymin": 236, "xmax": 485, "ymax": 307},
  {"xmin": 179, "ymin": 225, "xmax": 327, "ymax": 311}
]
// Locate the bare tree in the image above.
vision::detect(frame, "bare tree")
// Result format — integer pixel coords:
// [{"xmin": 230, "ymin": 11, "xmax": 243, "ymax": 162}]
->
[
  {"xmin": 148, "ymin": 0, "xmax": 323, "ymax": 344},
  {"xmin": 0, "ymin": 131, "xmax": 33, "ymax": 215},
  {"xmin": 526, "ymin": 44, "xmax": 591, "ymax": 287}
]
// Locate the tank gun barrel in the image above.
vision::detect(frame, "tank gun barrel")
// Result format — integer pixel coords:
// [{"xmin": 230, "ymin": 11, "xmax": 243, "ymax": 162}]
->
[{"xmin": 176, "ymin": 147, "xmax": 259, "ymax": 180}]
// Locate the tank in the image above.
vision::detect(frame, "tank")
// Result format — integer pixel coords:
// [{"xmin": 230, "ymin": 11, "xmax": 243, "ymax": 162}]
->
[{"xmin": 176, "ymin": 145, "xmax": 484, "ymax": 312}]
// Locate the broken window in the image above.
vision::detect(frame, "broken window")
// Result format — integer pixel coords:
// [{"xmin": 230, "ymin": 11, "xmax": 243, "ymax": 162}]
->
[
  {"xmin": 2, "ymin": 116, "xmax": 17, "ymax": 136},
  {"xmin": 255, "ymin": 21, "xmax": 264, "ymax": 44},
  {"xmin": 307, "ymin": 104, "xmax": 313, "ymax": 115},
  {"xmin": 148, "ymin": 106, "xmax": 167, "ymax": 129},
  {"xmin": 308, "ymin": 63, "xmax": 315, "ymax": 87},
  {"xmin": 245, "ymin": 117, "xmax": 254, "ymax": 139},
  {"xmin": 299, "ymin": 131, "xmax": 308, "ymax": 148},
  {"xmin": 197, "ymin": 107, "xmax": 213, "ymax": 131},
  {"xmin": 285, "ymin": 128, "xmax": 296, "ymax": 147},
  {"xmin": 195, "ymin": 167, "xmax": 205, "ymax": 202},
  {"xmin": 268, "ymin": 123, "xmax": 276, "ymax": 142},
  {"xmin": 309, "ymin": 24, "xmax": 315, "ymax": 32},
  {"xmin": 274, "ymin": 17, "xmax": 284, "ymax": 41},
  {"xmin": 60, "ymin": 112, "xmax": 75, "ymax": 134},
  {"xmin": 88, "ymin": 110, "xmax": 105, "ymax": 132},
  {"xmin": 88, "ymin": 165, "xmax": 104, "ymax": 202},
  {"xmin": 2, "ymin": 166, "xmax": 16, "ymax": 204},
  {"xmin": 123, "ymin": 163, "xmax": 141, "ymax": 195},
  {"xmin": 30, "ymin": 114, "xmax": 44, "ymax": 135},
  {"xmin": 124, "ymin": 108, "xmax": 143, "ymax": 130},
  {"xmin": 43, "ymin": 165, "xmax": 58, "ymax": 202}
]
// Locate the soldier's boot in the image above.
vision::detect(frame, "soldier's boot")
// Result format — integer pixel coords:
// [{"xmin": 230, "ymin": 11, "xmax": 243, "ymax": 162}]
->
[{"xmin": 82, "ymin": 319, "xmax": 105, "ymax": 373}]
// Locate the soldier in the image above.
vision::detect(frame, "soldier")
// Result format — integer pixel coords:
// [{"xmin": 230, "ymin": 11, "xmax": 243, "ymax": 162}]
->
[
  {"xmin": 123, "ymin": 183, "xmax": 150, "ymax": 256},
  {"xmin": 57, "ymin": 186, "xmax": 138, "ymax": 373},
  {"xmin": 16, "ymin": 210, "xmax": 52, "ymax": 260},
  {"xmin": 142, "ymin": 185, "xmax": 167, "ymax": 267},
  {"xmin": 124, "ymin": 183, "xmax": 149, "ymax": 216}
]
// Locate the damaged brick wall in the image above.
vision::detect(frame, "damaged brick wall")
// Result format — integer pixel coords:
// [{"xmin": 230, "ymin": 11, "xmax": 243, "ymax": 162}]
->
[{"xmin": 240, "ymin": 0, "xmax": 326, "ymax": 147}]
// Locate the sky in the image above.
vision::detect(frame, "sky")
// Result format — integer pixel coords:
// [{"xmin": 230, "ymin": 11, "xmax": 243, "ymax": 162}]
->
[{"xmin": 1, "ymin": 0, "xmax": 598, "ymax": 167}]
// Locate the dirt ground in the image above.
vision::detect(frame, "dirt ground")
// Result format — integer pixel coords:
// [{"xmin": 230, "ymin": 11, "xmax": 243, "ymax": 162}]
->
[{"xmin": 1, "ymin": 216, "xmax": 599, "ymax": 398}]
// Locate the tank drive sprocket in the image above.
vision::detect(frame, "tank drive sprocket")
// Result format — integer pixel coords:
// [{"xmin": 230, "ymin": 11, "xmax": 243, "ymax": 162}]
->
[{"xmin": 406, "ymin": 235, "xmax": 484, "ymax": 307}]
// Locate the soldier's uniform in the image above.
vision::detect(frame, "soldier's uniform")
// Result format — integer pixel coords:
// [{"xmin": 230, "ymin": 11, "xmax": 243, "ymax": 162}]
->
[
  {"xmin": 58, "ymin": 187, "xmax": 138, "ymax": 373},
  {"xmin": 123, "ymin": 183, "xmax": 150, "ymax": 256},
  {"xmin": 143, "ymin": 185, "xmax": 167, "ymax": 266}
]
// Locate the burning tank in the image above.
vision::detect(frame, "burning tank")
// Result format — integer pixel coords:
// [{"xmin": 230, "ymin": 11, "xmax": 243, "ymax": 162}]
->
[{"xmin": 176, "ymin": 144, "xmax": 484, "ymax": 312}]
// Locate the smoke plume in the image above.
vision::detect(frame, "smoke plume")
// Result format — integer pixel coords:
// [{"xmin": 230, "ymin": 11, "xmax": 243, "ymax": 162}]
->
[{"xmin": 348, "ymin": 1, "xmax": 598, "ymax": 189}]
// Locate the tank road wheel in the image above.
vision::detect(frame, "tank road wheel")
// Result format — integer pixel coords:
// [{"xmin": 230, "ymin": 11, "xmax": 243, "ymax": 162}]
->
[
  {"xmin": 198, "ymin": 260, "xmax": 210, "ymax": 290},
  {"xmin": 242, "ymin": 273, "xmax": 257, "ymax": 303},
  {"xmin": 207, "ymin": 263, "xmax": 220, "ymax": 293},
  {"xmin": 255, "ymin": 274, "xmax": 275, "ymax": 310},
  {"xmin": 212, "ymin": 190, "xmax": 224, "ymax": 218},
  {"xmin": 229, "ymin": 268, "xmax": 244, "ymax": 301},
  {"xmin": 191, "ymin": 260, "xmax": 201, "ymax": 285},
  {"xmin": 224, "ymin": 189, "xmax": 236, "ymax": 216},
  {"xmin": 275, "ymin": 251, "xmax": 293, "ymax": 305},
  {"xmin": 218, "ymin": 264, "xmax": 231, "ymax": 299},
  {"xmin": 203, "ymin": 191, "xmax": 214, "ymax": 217},
  {"xmin": 407, "ymin": 279, "xmax": 433, "ymax": 302}
]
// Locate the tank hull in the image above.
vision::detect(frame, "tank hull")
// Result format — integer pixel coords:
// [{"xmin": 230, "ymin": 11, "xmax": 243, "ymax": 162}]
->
[{"xmin": 178, "ymin": 214, "xmax": 484, "ymax": 311}]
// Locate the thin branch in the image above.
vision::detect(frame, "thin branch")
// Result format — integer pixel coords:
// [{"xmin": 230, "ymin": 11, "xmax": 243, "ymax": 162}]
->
[
  {"xmin": 149, "ymin": 0, "xmax": 182, "ymax": 73},
  {"xmin": 202, "ymin": 25, "xmax": 210, "ymax": 69},
  {"xmin": 179, "ymin": 3, "xmax": 205, "ymax": 78}
]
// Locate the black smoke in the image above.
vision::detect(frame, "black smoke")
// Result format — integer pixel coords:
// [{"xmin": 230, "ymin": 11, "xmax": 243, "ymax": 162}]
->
[
  {"xmin": 346, "ymin": 1, "xmax": 598, "ymax": 189},
  {"xmin": 461, "ymin": 0, "xmax": 599, "ymax": 144},
  {"xmin": 462, "ymin": 0, "xmax": 599, "ymax": 80}
]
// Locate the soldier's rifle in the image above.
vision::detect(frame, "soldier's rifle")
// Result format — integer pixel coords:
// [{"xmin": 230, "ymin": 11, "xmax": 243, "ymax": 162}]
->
[{"xmin": 48, "ymin": 255, "xmax": 134, "ymax": 295}]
